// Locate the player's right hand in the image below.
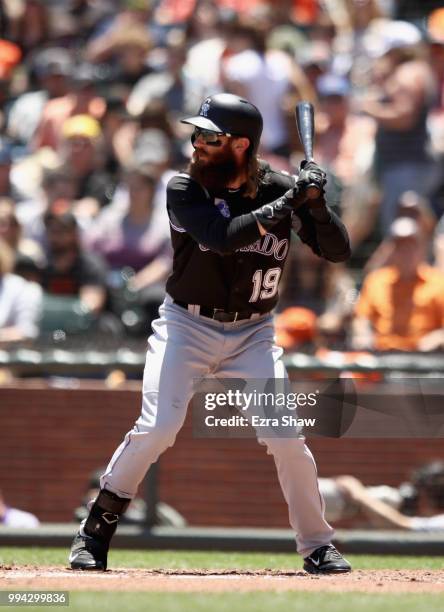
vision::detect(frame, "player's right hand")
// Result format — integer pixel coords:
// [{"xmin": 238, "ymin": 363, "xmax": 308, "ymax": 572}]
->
[{"xmin": 283, "ymin": 186, "xmax": 308, "ymax": 209}]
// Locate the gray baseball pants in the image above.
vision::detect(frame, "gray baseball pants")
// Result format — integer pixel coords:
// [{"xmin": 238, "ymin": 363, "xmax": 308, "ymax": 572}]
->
[{"xmin": 100, "ymin": 295, "xmax": 334, "ymax": 557}]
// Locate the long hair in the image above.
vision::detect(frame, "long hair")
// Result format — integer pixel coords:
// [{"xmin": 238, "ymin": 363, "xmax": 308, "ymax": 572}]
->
[{"xmin": 243, "ymin": 155, "xmax": 262, "ymax": 199}]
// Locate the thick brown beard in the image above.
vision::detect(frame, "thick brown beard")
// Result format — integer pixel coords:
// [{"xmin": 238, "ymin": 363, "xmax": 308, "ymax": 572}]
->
[{"xmin": 187, "ymin": 148, "xmax": 247, "ymax": 193}]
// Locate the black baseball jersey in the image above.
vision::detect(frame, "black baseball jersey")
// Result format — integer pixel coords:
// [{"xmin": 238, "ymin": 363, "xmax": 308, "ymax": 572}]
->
[{"xmin": 166, "ymin": 163, "xmax": 350, "ymax": 314}]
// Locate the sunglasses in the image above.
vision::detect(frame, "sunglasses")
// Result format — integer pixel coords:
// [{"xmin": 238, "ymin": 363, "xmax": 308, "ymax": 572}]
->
[{"xmin": 192, "ymin": 127, "xmax": 230, "ymax": 147}]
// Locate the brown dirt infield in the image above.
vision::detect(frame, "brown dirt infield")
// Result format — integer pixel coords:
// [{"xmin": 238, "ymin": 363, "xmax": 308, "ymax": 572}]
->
[{"xmin": 1, "ymin": 566, "xmax": 444, "ymax": 593}]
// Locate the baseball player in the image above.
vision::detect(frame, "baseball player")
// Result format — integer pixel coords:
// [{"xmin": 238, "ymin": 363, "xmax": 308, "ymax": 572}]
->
[{"xmin": 69, "ymin": 93, "xmax": 352, "ymax": 574}]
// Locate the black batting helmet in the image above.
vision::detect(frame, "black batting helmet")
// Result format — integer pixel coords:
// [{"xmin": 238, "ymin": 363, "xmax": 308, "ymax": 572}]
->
[{"xmin": 181, "ymin": 93, "xmax": 263, "ymax": 155}]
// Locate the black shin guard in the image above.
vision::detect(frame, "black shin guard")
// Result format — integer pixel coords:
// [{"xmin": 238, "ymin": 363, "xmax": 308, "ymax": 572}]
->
[{"xmin": 83, "ymin": 489, "xmax": 130, "ymax": 544}]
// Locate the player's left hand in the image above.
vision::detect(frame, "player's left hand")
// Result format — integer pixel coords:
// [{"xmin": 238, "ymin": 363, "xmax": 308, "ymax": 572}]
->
[{"xmin": 297, "ymin": 160, "xmax": 327, "ymax": 196}]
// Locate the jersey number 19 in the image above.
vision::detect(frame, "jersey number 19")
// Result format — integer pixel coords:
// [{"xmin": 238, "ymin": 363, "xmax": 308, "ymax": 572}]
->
[{"xmin": 249, "ymin": 268, "xmax": 281, "ymax": 303}]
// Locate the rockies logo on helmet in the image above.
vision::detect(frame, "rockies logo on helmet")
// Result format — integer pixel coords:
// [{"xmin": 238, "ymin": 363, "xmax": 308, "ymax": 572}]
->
[{"xmin": 200, "ymin": 98, "xmax": 211, "ymax": 117}]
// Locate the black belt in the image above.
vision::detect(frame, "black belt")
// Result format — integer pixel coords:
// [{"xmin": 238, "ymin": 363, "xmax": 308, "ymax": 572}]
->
[{"xmin": 173, "ymin": 300, "xmax": 256, "ymax": 322}]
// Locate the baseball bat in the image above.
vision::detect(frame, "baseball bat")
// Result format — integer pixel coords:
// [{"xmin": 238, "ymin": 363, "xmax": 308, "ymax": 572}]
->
[{"xmin": 295, "ymin": 101, "xmax": 321, "ymax": 199}]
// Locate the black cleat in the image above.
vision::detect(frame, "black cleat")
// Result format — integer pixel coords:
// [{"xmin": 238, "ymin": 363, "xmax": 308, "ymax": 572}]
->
[
  {"xmin": 69, "ymin": 531, "xmax": 108, "ymax": 571},
  {"xmin": 303, "ymin": 544, "xmax": 352, "ymax": 574}
]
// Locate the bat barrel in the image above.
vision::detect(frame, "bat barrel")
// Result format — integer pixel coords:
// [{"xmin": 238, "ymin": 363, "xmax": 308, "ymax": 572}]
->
[{"xmin": 295, "ymin": 101, "xmax": 314, "ymax": 162}]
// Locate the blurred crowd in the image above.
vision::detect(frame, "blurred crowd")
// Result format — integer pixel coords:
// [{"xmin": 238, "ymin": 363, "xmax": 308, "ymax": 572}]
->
[{"xmin": 0, "ymin": 0, "xmax": 444, "ymax": 355}]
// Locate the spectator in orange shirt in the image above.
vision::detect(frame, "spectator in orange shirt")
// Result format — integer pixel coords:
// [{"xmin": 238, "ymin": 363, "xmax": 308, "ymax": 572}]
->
[
  {"xmin": 352, "ymin": 217, "xmax": 444, "ymax": 352},
  {"xmin": 364, "ymin": 190, "xmax": 437, "ymax": 273}
]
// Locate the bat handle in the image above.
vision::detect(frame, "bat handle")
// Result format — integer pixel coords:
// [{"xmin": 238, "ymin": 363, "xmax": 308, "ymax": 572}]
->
[
  {"xmin": 301, "ymin": 158, "xmax": 322, "ymax": 199},
  {"xmin": 306, "ymin": 184, "xmax": 321, "ymax": 199}
]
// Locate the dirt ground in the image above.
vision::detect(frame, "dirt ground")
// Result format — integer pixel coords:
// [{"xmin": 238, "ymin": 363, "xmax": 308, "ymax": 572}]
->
[{"xmin": 1, "ymin": 566, "xmax": 444, "ymax": 593}]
